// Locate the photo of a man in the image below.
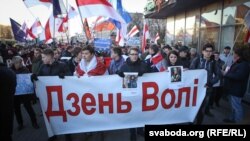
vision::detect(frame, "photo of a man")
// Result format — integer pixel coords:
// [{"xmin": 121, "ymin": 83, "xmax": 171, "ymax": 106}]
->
[
  {"xmin": 170, "ymin": 66, "xmax": 182, "ymax": 83},
  {"xmin": 123, "ymin": 73, "xmax": 138, "ymax": 88}
]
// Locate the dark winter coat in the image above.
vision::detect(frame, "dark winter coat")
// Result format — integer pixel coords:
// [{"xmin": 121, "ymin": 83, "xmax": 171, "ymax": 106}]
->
[
  {"xmin": 224, "ymin": 59, "xmax": 250, "ymax": 97},
  {"xmin": 118, "ymin": 58, "xmax": 150, "ymax": 77},
  {"xmin": 190, "ymin": 56, "xmax": 221, "ymax": 87},
  {"xmin": 0, "ymin": 63, "xmax": 16, "ymax": 137},
  {"xmin": 38, "ymin": 61, "xmax": 72, "ymax": 76}
]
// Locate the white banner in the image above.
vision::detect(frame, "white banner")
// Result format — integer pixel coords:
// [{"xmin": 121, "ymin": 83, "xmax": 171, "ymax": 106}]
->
[{"xmin": 35, "ymin": 70, "xmax": 207, "ymax": 136}]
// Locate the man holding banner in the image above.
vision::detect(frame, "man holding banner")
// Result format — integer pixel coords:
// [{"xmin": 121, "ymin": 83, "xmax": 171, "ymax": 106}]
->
[
  {"xmin": 34, "ymin": 48, "xmax": 72, "ymax": 141},
  {"xmin": 75, "ymin": 45, "xmax": 107, "ymax": 76},
  {"xmin": 190, "ymin": 43, "xmax": 221, "ymax": 124}
]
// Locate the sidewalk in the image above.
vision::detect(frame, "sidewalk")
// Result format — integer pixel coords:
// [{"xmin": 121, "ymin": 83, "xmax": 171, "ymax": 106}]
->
[{"xmin": 12, "ymin": 99, "xmax": 250, "ymax": 141}]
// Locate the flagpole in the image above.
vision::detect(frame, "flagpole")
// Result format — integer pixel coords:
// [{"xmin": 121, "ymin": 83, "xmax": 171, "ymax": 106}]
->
[
  {"xmin": 65, "ymin": 0, "xmax": 70, "ymax": 44},
  {"xmin": 76, "ymin": 5, "xmax": 89, "ymax": 43},
  {"xmin": 24, "ymin": 5, "xmax": 46, "ymax": 30},
  {"xmin": 24, "ymin": 7, "xmax": 46, "ymax": 43},
  {"xmin": 53, "ymin": 16, "xmax": 56, "ymax": 47},
  {"xmin": 233, "ymin": 24, "xmax": 245, "ymax": 48}
]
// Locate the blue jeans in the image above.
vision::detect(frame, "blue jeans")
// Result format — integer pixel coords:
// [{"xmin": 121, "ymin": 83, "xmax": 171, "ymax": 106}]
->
[{"xmin": 229, "ymin": 95, "xmax": 244, "ymax": 122}]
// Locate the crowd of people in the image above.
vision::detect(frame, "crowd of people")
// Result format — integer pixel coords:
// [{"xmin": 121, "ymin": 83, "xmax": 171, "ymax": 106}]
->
[{"xmin": 0, "ymin": 41, "xmax": 250, "ymax": 141}]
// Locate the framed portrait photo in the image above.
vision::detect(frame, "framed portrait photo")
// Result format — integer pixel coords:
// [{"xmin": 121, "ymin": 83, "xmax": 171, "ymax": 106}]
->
[
  {"xmin": 123, "ymin": 72, "xmax": 138, "ymax": 89},
  {"xmin": 169, "ymin": 66, "xmax": 183, "ymax": 83}
]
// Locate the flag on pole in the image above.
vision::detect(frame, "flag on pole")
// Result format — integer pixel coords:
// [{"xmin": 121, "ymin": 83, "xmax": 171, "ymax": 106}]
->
[
  {"xmin": 39, "ymin": 15, "xmax": 63, "ymax": 43},
  {"xmin": 10, "ymin": 18, "xmax": 26, "ymax": 42},
  {"xmin": 23, "ymin": 0, "xmax": 51, "ymax": 8},
  {"xmin": 75, "ymin": 0, "xmax": 126, "ymax": 24},
  {"xmin": 21, "ymin": 22, "xmax": 36, "ymax": 40},
  {"xmin": 142, "ymin": 21, "xmax": 150, "ymax": 53},
  {"xmin": 154, "ymin": 32, "xmax": 160, "ymax": 44},
  {"xmin": 127, "ymin": 25, "xmax": 139, "ymax": 38},
  {"xmin": 93, "ymin": 21, "xmax": 115, "ymax": 31},
  {"xmin": 58, "ymin": 16, "xmax": 68, "ymax": 33},
  {"xmin": 151, "ymin": 53, "xmax": 166, "ymax": 72},
  {"xmin": 20, "ymin": 22, "xmax": 29, "ymax": 36},
  {"xmin": 84, "ymin": 19, "xmax": 92, "ymax": 40},
  {"xmin": 115, "ymin": 0, "xmax": 132, "ymax": 23},
  {"xmin": 52, "ymin": 0, "xmax": 67, "ymax": 17},
  {"xmin": 29, "ymin": 19, "xmax": 43, "ymax": 38},
  {"xmin": 111, "ymin": 0, "xmax": 132, "ymax": 46}
]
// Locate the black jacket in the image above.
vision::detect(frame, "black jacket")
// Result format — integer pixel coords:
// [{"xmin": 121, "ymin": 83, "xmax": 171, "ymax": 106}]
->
[
  {"xmin": 38, "ymin": 61, "xmax": 72, "ymax": 76},
  {"xmin": 0, "ymin": 63, "xmax": 16, "ymax": 136},
  {"xmin": 118, "ymin": 58, "xmax": 150, "ymax": 77},
  {"xmin": 190, "ymin": 56, "xmax": 221, "ymax": 87},
  {"xmin": 67, "ymin": 57, "xmax": 78, "ymax": 75},
  {"xmin": 224, "ymin": 59, "xmax": 250, "ymax": 97}
]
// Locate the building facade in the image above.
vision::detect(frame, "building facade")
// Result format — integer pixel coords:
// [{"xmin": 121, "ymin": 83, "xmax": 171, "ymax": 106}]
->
[
  {"xmin": 145, "ymin": 0, "xmax": 250, "ymax": 102},
  {"xmin": 146, "ymin": 0, "xmax": 250, "ymax": 52}
]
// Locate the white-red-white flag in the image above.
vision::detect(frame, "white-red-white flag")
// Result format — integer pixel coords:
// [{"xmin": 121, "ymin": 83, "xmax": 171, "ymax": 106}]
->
[
  {"xmin": 29, "ymin": 19, "xmax": 43, "ymax": 38},
  {"xmin": 23, "ymin": 0, "xmax": 51, "ymax": 8},
  {"xmin": 127, "ymin": 25, "xmax": 139, "ymax": 38},
  {"xmin": 75, "ymin": 0, "xmax": 126, "ymax": 24},
  {"xmin": 154, "ymin": 32, "xmax": 160, "ymax": 44},
  {"xmin": 151, "ymin": 53, "xmax": 166, "ymax": 72},
  {"xmin": 39, "ymin": 15, "xmax": 63, "ymax": 43},
  {"xmin": 142, "ymin": 21, "xmax": 150, "ymax": 53},
  {"xmin": 58, "ymin": 16, "xmax": 68, "ymax": 33}
]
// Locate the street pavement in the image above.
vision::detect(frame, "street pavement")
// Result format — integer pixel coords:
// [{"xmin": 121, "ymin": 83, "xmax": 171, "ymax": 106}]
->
[{"xmin": 12, "ymin": 99, "xmax": 250, "ymax": 141}]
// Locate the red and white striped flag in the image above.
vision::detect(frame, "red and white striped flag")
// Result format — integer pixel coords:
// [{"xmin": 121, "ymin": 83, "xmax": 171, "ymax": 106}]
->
[
  {"xmin": 127, "ymin": 25, "xmax": 139, "ymax": 38},
  {"xmin": 75, "ymin": 0, "xmax": 125, "ymax": 24},
  {"xmin": 154, "ymin": 32, "xmax": 160, "ymax": 44},
  {"xmin": 23, "ymin": 0, "xmax": 51, "ymax": 8},
  {"xmin": 58, "ymin": 16, "xmax": 68, "ymax": 33},
  {"xmin": 29, "ymin": 19, "xmax": 43, "ymax": 38},
  {"xmin": 151, "ymin": 53, "xmax": 166, "ymax": 72},
  {"xmin": 84, "ymin": 18, "xmax": 92, "ymax": 40},
  {"xmin": 142, "ymin": 21, "xmax": 150, "ymax": 53},
  {"xmin": 39, "ymin": 15, "xmax": 63, "ymax": 43}
]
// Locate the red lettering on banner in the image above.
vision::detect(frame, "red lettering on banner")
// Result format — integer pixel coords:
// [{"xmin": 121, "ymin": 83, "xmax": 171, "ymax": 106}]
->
[
  {"xmin": 43, "ymin": 79, "xmax": 199, "ymax": 119},
  {"xmin": 161, "ymin": 89, "xmax": 175, "ymax": 109},
  {"xmin": 117, "ymin": 93, "xmax": 132, "ymax": 113},
  {"xmin": 142, "ymin": 79, "xmax": 200, "ymax": 111},
  {"xmin": 142, "ymin": 82, "xmax": 159, "ymax": 111},
  {"xmin": 175, "ymin": 87, "xmax": 191, "ymax": 108},
  {"xmin": 192, "ymin": 79, "xmax": 198, "ymax": 106},
  {"xmin": 66, "ymin": 93, "xmax": 80, "ymax": 116},
  {"xmin": 98, "ymin": 94, "xmax": 114, "ymax": 113},
  {"xmin": 82, "ymin": 93, "xmax": 96, "ymax": 115},
  {"xmin": 45, "ymin": 86, "xmax": 67, "ymax": 122}
]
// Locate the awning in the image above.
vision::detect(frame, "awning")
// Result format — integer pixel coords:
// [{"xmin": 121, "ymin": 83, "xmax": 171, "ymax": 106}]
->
[{"xmin": 145, "ymin": 0, "xmax": 223, "ymax": 19}]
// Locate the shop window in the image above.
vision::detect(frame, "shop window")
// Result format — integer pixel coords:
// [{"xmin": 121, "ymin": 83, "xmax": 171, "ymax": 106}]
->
[
  {"xmin": 165, "ymin": 16, "xmax": 175, "ymax": 46},
  {"xmin": 221, "ymin": 0, "xmax": 250, "ymax": 51},
  {"xmin": 174, "ymin": 14, "xmax": 185, "ymax": 47},
  {"xmin": 185, "ymin": 9, "xmax": 200, "ymax": 48},
  {"xmin": 200, "ymin": 2, "xmax": 222, "ymax": 51}
]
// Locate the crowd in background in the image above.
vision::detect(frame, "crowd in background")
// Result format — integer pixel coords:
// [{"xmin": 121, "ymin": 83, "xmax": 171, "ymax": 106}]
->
[{"xmin": 0, "ymin": 41, "xmax": 250, "ymax": 141}]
